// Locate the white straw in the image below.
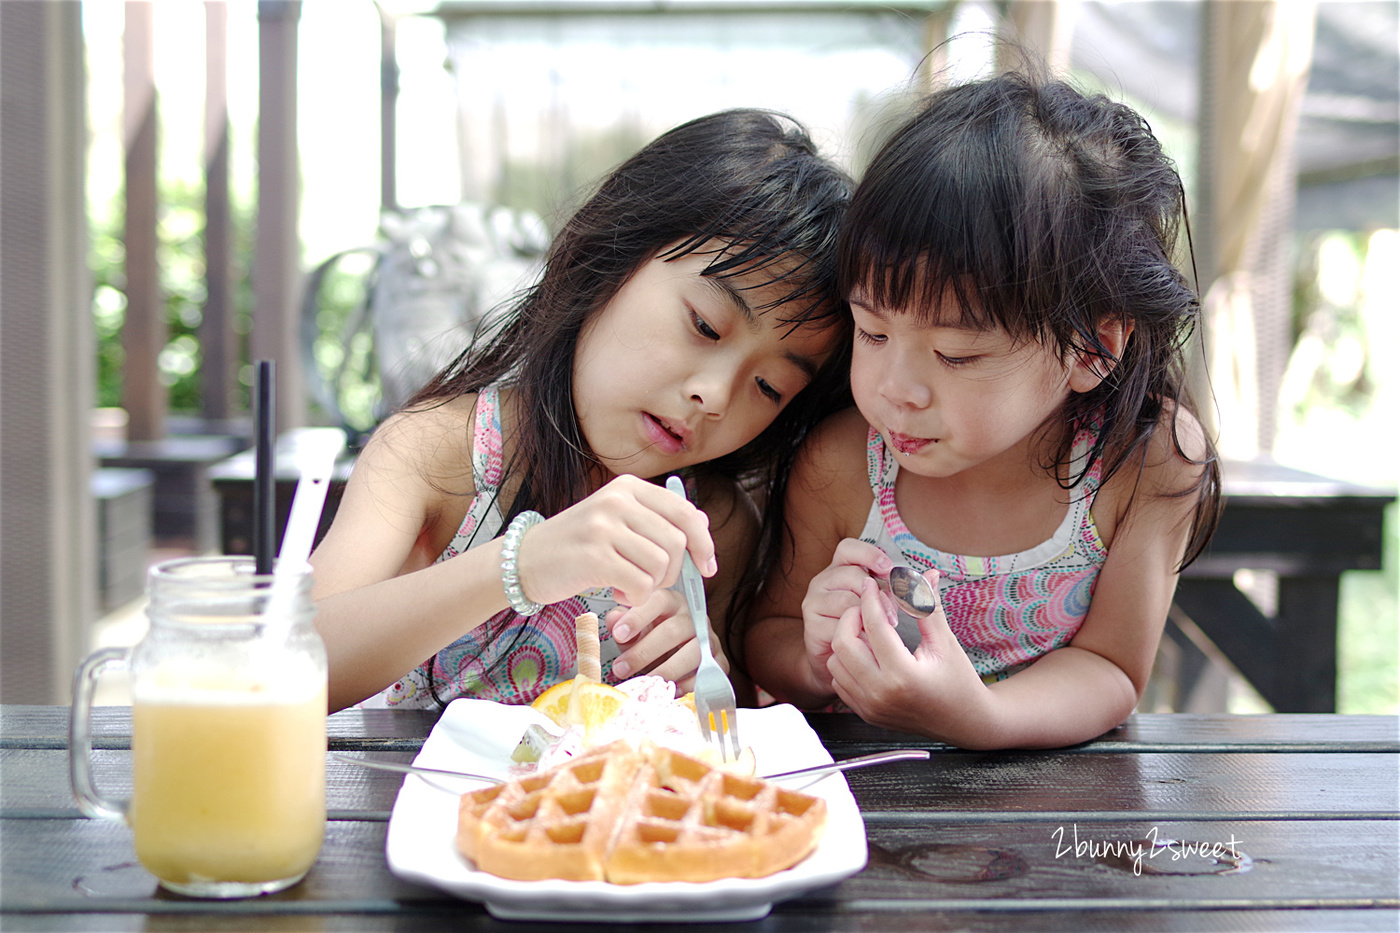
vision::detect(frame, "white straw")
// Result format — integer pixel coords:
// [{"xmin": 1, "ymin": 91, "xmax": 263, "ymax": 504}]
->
[{"xmin": 268, "ymin": 427, "xmax": 346, "ymax": 613}]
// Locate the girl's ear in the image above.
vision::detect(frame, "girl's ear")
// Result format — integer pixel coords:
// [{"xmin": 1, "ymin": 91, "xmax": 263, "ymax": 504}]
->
[{"xmin": 1068, "ymin": 316, "xmax": 1134, "ymax": 393}]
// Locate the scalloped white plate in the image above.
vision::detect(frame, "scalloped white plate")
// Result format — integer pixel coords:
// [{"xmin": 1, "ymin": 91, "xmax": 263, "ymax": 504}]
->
[{"xmin": 385, "ymin": 699, "xmax": 867, "ymax": 922}]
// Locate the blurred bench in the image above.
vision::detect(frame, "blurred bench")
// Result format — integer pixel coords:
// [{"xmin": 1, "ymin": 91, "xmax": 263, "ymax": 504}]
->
[
  {"xmin": 209, "ymin": 429, "xmax": 355, "ymax": 558},
  {"xmin": 1171, "ymin": 459, "xmax": 1395, "ymax": 713},
  {"xmin": 91, "ymin": 467, "xmax": 153, "ymax": 610},
  {"xmin": 96, "ymin": 434, "xmax": 244, "ymax": 553}
]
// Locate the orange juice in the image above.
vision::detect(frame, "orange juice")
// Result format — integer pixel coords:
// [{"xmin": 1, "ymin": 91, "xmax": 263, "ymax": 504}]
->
[{"xmin": 129, "ymin": 683, "xmax": 326, "ymax": 888}]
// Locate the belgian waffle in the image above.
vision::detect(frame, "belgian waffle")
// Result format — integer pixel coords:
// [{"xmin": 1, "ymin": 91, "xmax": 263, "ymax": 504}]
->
[{"xmin": 457, "ymin": 741, "xmax": 826, "ymax": 884}]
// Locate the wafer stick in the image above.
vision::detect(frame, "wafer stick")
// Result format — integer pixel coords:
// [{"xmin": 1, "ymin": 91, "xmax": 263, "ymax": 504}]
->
[{"xmin": 575, "ymin": 612, "xmax": 601, "ymax": 682}]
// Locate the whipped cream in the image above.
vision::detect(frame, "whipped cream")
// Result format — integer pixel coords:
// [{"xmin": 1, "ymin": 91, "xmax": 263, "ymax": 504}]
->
[{"xmin": 530, "ymin": 675, "xmax": 701, "ymax": 772}]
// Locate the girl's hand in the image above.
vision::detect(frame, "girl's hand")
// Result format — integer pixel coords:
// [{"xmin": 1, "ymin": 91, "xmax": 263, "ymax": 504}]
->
[
  {"xmin": 800, "ymin": 539, "xmax": 895, "ymax": 694},
  {"xmin": 515, "ymin": 474, "xmax": 717, "ymax": 609},
  {"xmin": 826, "ymin": 571, "xmax": 992, "ymax": 739},
  {"xmin": 604, "ymin": 592, "xmax": 727, "ymax": 693}
]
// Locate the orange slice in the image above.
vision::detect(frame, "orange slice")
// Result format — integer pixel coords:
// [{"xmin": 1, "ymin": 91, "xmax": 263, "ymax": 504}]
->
[
  {"xmin": 531, "ymin": 676, "xmax": 628, "ymax": 738},
  {"xmin": 566, "ymin": 681, "xmax": 628, "ymax": 737},
  {"xmin": 530, "ymin": 679, "xmax": 580, "ymax": 726}
]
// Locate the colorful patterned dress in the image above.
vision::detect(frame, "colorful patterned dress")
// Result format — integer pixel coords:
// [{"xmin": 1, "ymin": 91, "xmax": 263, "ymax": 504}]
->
[
  {"xmin": 858, "ymin": 423, "xmax": 1108, "ymax": 681},
  {"xmin": 361, "ymin": 386, "xmax": 619, "ymax": 709}
]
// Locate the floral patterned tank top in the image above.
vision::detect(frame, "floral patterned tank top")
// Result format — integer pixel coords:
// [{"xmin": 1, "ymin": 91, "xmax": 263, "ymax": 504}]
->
[
  {"xmin": 362, "ymin": 386, "xmax": 619, "ymax": 710},
  {"xmin": 858, "ymin": 423, "xmax": 1108, "ymax": 679}
]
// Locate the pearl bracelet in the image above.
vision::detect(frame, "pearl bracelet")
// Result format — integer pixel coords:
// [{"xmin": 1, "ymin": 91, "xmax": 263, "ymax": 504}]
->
[{"xmin": 500, "ymin": 510, "xmax": 544, "ymax": 616}]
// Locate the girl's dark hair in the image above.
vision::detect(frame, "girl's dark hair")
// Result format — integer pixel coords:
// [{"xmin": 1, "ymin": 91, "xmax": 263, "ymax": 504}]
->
[
  {"xmin": 840, "ymin": 70, "xmax": 1220, "ymax": 568},
  {"xmin": 408, "ymin": 109, "xmax": 853, "ymax": 678}
]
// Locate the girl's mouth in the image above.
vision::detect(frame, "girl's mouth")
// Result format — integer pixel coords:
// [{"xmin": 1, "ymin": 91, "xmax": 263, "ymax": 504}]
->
[
  {"xmin": 887, "ymin": 431, "xmax": 934, "ymax": 455},
  {"xmin": 642, "ymin": 413, "xmax": 688, "ymax": 454}
]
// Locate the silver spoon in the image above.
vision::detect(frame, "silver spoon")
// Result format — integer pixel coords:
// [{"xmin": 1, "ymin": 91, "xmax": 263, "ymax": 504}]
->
[
  {"xmin": 885, "ymin": 565, "xmax": 938, "ymax": 617},
  {"xmin": 331, "ymin": 753, "xmax": 503, "ymax": 784},
  {"xmin": 332, "ymin": 748, "xmax": 931, "ymax": 784}
]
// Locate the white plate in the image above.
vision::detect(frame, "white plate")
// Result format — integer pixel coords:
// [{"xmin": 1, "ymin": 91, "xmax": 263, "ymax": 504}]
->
[{"xmin": 385, "ymin": 699, "xmax": 868, "ymax": 922}]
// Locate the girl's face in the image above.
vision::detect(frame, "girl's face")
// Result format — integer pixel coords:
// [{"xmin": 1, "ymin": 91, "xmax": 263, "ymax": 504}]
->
[
  {"xmin": 849, "ymin": 291, "xmax": 1083, "ymax": 480},
  {"xmin": 573, "ymin": 242, "xmax": 838, "ymax": 480}
]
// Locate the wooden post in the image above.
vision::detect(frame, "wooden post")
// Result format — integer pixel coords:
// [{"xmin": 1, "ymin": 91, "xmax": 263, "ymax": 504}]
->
[
  {"xmin": 203, "ymin": 1, "xmax": 236, "ymax": 425},
  {"xmin": 0, "ymin": 0, "xmax": 97, "ymax": 703},
  {"xmin": 380, "ymin": 5, "xmax": 399, "ymax": 213},
  {"xmin": 1195, "ymin": 0, "xmax": 1315, "ymax": 458},
  {"xmin": 253, "ymin": 0, "xmax": 305, "ymax": 430},
  {"xmin": 123, "ymin": 0, "xmax": 165, "ymax": 441},
  {"xmin": 999, "ymin": 0, "xmax": 1079, "ymax": 76}
]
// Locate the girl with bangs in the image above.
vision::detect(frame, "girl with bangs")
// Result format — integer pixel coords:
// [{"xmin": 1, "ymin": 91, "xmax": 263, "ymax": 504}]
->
[
  {"xmin": 311, "ymin": 110, "xmax": 852, "ymax": 713},
  {"xmin": 747, "ymin": 72, "xmax": 1221, "ymax": 749}
]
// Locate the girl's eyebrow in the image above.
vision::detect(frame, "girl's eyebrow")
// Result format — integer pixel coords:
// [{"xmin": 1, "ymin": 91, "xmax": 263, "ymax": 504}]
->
[
  {"xmin": 702, "ymin": 276, "xmax": 819, "ymax": 381},
  {"xmin": 702, "ymin": 275, "xmax": 755, "ymax": 323},
  {"xmin": 847, "ymin": 296, "xmax": 886, "ymax": 319}
]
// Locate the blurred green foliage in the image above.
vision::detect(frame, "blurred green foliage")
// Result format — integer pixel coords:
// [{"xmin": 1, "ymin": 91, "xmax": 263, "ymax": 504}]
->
[{"xmin": 90, "ymin": 180, "xmax": 254, "ymax": 413}]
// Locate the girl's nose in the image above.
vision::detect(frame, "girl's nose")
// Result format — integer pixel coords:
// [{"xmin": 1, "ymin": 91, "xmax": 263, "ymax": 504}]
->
[
  {"xmin": 880, "ymin": 355, "xmax": 932, "ymax": 410},
  {"xmin": 687, "ymin": 367, "xmax": 736, "ymax": 418}
]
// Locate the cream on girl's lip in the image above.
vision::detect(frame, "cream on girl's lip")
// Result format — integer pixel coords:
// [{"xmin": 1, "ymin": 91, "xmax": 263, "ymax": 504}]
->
[
  {"xmin": 642, "ymin": 412, "xmax": 689, "ymax": 454},
  {"xmin": 887, "ymin": 431, "xmax": 934, "ymax": 455}
]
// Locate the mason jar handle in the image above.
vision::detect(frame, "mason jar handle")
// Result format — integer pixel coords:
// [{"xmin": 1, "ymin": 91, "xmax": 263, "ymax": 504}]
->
[{"xmin": 69, "ymin": 646, "xmax": 131, "ymax": 822}]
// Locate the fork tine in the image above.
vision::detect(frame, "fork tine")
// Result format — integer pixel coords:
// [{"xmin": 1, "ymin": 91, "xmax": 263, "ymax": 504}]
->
[
  {"xmin": 714, "ymin": 709, "xmax": 729, "ymax": 760},
  {"xmin": 724, "ymin": 709, "xmax": 741, "ymax": 762},
  {"xmin": 696, "ymin": 701, "xmax": 713, "ymax": 742}
]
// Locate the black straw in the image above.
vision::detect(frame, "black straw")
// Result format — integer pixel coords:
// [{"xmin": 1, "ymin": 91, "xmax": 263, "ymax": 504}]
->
[{"xmin": 253, "ymin": 360, "xmax": 276, "ymax": 574}]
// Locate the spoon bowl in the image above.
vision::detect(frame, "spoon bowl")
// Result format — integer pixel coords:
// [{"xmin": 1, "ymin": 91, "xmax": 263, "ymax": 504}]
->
[{"xmin": 887, "ymin": 565, "xmax": 938, "ymax": 617}]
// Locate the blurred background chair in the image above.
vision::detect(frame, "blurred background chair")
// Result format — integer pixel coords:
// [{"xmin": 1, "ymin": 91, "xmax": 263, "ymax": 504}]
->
[{"xmin": 299, "ymin": 201, "xmax": 547, "ymax": 441}]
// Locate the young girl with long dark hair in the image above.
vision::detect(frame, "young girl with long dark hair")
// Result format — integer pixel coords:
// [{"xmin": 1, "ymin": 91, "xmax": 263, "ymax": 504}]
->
[
  {"xmin": 748, "ymin": 72, "xmax": 1221, "ymax": 749},
  {"xmin": 311, "ymin": 109, "xmax": 852, "ymax": 713}
]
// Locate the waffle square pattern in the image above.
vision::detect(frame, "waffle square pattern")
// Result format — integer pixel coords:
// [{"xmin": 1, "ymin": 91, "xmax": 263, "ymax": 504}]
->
[{"xmin": 457, "ymin": 740, "xmax": 827, "ymax": 884}]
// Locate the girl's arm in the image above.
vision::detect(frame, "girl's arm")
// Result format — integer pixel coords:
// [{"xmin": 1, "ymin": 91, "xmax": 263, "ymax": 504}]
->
[
  {"xmin": 310, "ymin": 400, "xmax": 512, "ymax": 711},
  {"xmin": 828, "ymin": 411, "xmax": 1211, "ymax": 749},
  {"xmin": 746, "ymin": 408, "xmax": 875, "ymax": 708},
  {"xmin": 311, "ymin": 397, "xmax": 719, "ymax": 712}
]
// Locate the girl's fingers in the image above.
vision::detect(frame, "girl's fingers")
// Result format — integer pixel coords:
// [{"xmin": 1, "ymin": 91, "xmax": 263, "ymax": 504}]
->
[
  {"xmin": 629, "ymin": 477, "xmax": 717, "ymax": 576},
  {"xmin": 613, "ymin": 594, "xmax": 692, "ymax": 676},
  {"xmin": 829, "ymin": 537, "xmax": 895, "ymax": 576},
  {"xmin": 861, "ymin": 579, "xmax": 913, "ymax": 665},
  {"xmin": 831, "ymin": 600, "xmax": 874, "ymax": 668},
  {"xmin": 608, "ymin": 591, "xmax": 682, "ymax": 658},
  {"xmin": 614, "ymin": 635, "xmax": 687, "ymax": 680},
  {"xmin": 633, "ymin": 635, "xmax": 699, "ymax": 684},
  {"xmin": 827, "ymin": 605, "xmax": 870, "ymax": 697}
]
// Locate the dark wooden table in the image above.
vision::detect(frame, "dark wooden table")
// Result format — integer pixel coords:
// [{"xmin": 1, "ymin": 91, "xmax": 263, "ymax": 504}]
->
[
  {"xmin": 1173, "ymin": 458, "xmax": 1394, "ymax": 713},
  {"xmin": 2, "ymin": 705, "xmax": 1396, "ymax": 931}
]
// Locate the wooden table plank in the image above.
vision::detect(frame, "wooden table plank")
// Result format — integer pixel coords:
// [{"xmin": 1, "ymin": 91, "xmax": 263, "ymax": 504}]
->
[
  {"xmin": 1, "ymin": 706, "xmax": 442, "ymax": 751},
  {"xmin": 799, "ymin": 712, "xmax": 1400, "ymax": 752},
  {"xmin": 842, "ymin": 752, "xmax": 1400, "ymax": 817},
  {"xmin": 3, "ymin": 750, "xmax": 416, "ymax": 815},
  {"xmin": 8, "ymin": 708, "xmax": 1396, "ymax": 750},
  {"xmin": 0, "ymin": 909, "xmax": 1395, "ymax": 933},
  {"xmin": 1, "ymin": 818, "xmax": 1394, "ymax": 917},
  {"xmin": 10, "ymin": 747, "xmax": 1397, "ymax": 820}
]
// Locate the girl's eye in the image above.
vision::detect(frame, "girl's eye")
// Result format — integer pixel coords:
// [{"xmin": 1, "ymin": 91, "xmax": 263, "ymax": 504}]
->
[
  {"xmin": 756, "ymin": 378, "xmax": 782, "ymax": 404},
  {"xmin": 855, "ymin": 328, "xmax": 885, "ymax": 347},
  {"xmin": 937, "ymin": 352, "xmax": 978, "ymax": 367},
  {"xmin": 690, "ymin": 310, "xmax": 720, "ymax": 341}
]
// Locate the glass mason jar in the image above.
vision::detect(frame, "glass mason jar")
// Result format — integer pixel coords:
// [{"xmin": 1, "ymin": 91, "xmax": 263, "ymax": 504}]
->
[{"xmin": 71, "ymin": 556, "xmax": 328, "ymax": 899}]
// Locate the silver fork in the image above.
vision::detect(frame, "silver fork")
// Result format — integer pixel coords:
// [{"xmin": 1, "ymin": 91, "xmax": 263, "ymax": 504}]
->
[{"xmin": 665, "ymin": 475, "xmax": 741, "ymax": 761}]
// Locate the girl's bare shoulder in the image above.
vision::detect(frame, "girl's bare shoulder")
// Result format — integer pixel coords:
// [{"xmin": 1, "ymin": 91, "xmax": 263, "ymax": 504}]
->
[
  {"xmin": 788, "ymin": 406, "xmax": 874, "ymax": 531},
  {"xmin": 1096, "ymin": 400, "xmax": 1212, "ymax": 528},
  {"xmin": 797, "ymin": 406, "xmax": 872, "ymax": 487},
  {"xmin": 356, "ymin": 393, "xmax": 480, "ymax": 503},
  {"xmin": 1141, "ymin": 400, "xmax": 1211, "ymax": 495}
]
